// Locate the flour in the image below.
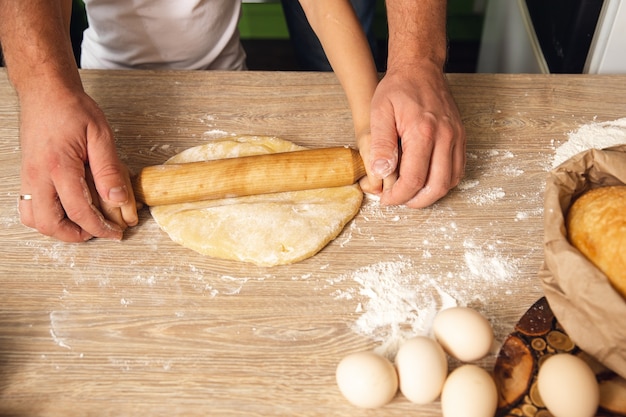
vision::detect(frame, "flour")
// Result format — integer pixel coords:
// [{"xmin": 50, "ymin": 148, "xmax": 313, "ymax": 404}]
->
[
  {"xmin": 331, "ymin": 260, "xmax": 443, "ymax": 358},
  {"xmin": 49, "ymin": 311, "xmax": 72, "ymax": 350},
  {"xmin": 457, "ymin": 179, "xmax": 479, "ymax": 191},
  {"xmin": 338, "ymin": 221, "xmax": 356, "ymax": 248},
  {"xmin": 203, "ymin": 129, "xmax": 231, "ymax": 139},
  {"xmin": 25, "ymin": 236, "xmax": 265, "ymax": 302},
  {"xmin": 149, "ymin": 144, "xmax": 171, "ymax": 152},
  {"xmin": 462, "ymin": 248, "xmax": 519, "ymax": 284},
  {"xmin": 553, "ymin": 117, "xmax": 626, "ymax": 167},
  {"xmin": 332, "ymin": 238, "xmax": 521, "ymax": 359},
  {"xmin": 468, "ymin": 187, "xmax": 506, "ymax": 206},
  {"xmin": 197, "ymin": 115, "xmax": 234, "ymax": 139},
  {"xmin": 456, "ymin": 148, "xmax": 526, "ymax": 206},
  {"xmin": 515, "ymin": 208, "xmax": 543, "ymax": 222},
  {"xmin": 360, "ymin": 193, "xmax": 407, "ymax": 223}
]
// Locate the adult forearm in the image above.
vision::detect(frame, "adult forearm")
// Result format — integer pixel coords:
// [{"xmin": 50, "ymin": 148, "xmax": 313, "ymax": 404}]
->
[
  {"xmin": 363, "ymin": 0, "xmax": 465, "ymax": 208},
  {"xmin": 2, "ymin": 0, "xmax": 137, "ymax": 242},
  {"xmin": 0, "ymin": 0, "xmax": 81, "ymax": 96},
  {"xmin": 385, "ymin": 0, "xmax": 447, "ymax": 70}
]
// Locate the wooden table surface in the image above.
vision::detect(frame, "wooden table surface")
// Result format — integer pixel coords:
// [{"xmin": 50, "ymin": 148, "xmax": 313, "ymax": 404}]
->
[{"xmin": 1, "ymin": 69, "xmax": 625, "ymax": 416}]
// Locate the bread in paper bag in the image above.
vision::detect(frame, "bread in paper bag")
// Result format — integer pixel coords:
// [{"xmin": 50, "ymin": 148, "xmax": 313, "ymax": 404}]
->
[
  {"xmin": 566, "ymin": 185, "xmax": 626, "ymax": 298},
  {"xmin": 539, "ymin": 144, "xmax": 626, "ymax": 379}
]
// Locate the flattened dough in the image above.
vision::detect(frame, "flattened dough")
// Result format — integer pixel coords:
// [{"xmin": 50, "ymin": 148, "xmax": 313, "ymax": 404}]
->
[{"xmin": 150, "ymin": 136, "xmax": 363, "ymax": 266}]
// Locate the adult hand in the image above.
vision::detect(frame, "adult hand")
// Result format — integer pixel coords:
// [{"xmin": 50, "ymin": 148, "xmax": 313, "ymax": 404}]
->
[
  {"xmin": 359, "ymin": 63, "xmax": 466, "ymax": 208},
  {"xmin": 17, "ymin": 86, "xmax": 138, "ymax": 242}
]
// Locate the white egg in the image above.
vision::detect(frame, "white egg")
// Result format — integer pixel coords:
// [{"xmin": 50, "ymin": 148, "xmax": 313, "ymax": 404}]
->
[
  {"xmin": 537, "ymin": 353, "xmax": 600, "ymax": 417},
  {"xmin": 440, "ymin": 364, "xmax": 498, "ymax": 417},
  {"xmin": 433, "ymin": 307, "xmax": 494, "ymax": 362},
  {"xmin": 335, "ymin": 351, "xmax": 398, "ymax": 408},
  {"xmin": 395, "ymin": 336, "xmax": 448, "ymax": 404}
]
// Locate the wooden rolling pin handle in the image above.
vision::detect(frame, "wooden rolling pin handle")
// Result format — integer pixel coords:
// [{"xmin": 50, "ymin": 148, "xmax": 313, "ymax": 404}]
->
[{"xmin": 133, "ymin": 147, "xmax": 366, "ymax": 206}]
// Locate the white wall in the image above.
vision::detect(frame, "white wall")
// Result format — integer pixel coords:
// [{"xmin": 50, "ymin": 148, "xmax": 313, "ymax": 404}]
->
[
  {"xmin": 476, "ymin": 0, "xmax": 546, "ymax": 73},
  {"xmin": 584, "ymin": 0, "xmax": 626, "ymax": 74}
]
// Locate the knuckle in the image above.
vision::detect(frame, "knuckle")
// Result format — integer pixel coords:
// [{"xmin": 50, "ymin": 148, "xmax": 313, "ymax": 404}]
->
[
  {"xmin": 439, "ymin": 121, "xmax": 456, "ymax": 143},
  {"xmin": 416, "ymin": 115, "xmax": 438, "ymax": 141}
]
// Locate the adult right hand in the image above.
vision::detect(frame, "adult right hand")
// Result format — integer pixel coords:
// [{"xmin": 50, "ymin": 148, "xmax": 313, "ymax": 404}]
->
[
  {"xmin": 17, "ymin": 85, "xmax": 138, "ymax": 242},
  {"xmin": 360, "ymin": 62, "xmax": 466, "ymax": 208}
]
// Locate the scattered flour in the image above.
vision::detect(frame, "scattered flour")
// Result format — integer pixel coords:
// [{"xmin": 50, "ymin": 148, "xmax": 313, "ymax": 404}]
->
[
  {"xmin": 359, "ymin": 193, "xmax": 408, "ymax": 222},
  {"xmin": 457, "ymin": 179, "xmax": 479, "ymax": 191},
  {"xmin": 553, "ymin": 117, "xmax": 626, "ymax": 167},
  {"xmin": 331, "ymin": 260, "xmax": 446, "ymax": 358},
  {"xmin": 202, "ymin": 129, "xmax": 231, "ymax": 139},
  {"xmin": 24, "ymin": 236, "xmax": 264, "ymax": 301},
  {"xmin": 462, "ymin": 249, "xmax": 518, "ymax": 283},
  {"xmin": 468, "ymin": 187, "xmax": 506, "ymax": 206},
  {"xmin": 199, "ymin": 114, "xmax": 216, "ymax": 124},
  {"xmin": 149, "ymin": 144, "xmax": 171, "ymax": 152},
  {"xmin": 456, "ymin": 148, "xmax": 524, "ymax": 206},
  {"xmin": 331, "ymin": 241, "xmax": 521, "ymax": 358},
  {"xmin": 515, "ymin": 208, "xmax": 543, "ymax": 222},
  {"xmin": 49, "ymin": 311, "xmax": 72, "ymax": 350}
]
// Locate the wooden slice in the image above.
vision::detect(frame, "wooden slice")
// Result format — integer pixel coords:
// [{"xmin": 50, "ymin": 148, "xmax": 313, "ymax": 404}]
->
[{"xmin": 494, "ymin": 297, "xmax": 626, "ymax": 417}]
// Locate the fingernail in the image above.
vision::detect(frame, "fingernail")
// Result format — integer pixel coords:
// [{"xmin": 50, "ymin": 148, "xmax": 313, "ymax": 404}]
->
[
  {"xmin": 372, "ymin": 159, "xmax": 393, "ymax": 178},
  {"xmin": 108, "ymin": 186, "xmax": 128, "ymax": 204}
]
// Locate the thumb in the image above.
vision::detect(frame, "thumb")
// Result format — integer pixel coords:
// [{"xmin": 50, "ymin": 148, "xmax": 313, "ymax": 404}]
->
[
  {"xmin": 87, "ymin": 125, "xmax": 131, "ymax": 206},
  {"xmin": 92, "ymin": 153, "xmax": 131, "ymax": 206},
  {"xmin": 89, "ymin": 137, "xmax": 139, "ymax": 230},
  {"xmin": 369, "ymin": 115, "xmax": 400, "ymax": 181}
]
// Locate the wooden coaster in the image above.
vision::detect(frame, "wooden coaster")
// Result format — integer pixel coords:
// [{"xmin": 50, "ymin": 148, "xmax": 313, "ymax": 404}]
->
[{"xmin": 493, "ymin": 297, "xmax": 626, "ymax": 417}]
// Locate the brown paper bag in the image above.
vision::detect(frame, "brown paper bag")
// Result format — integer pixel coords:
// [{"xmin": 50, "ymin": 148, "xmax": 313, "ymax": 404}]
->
[{"xmin": 539, "ymin": 144, "xmax": 626, "ymax": 379}]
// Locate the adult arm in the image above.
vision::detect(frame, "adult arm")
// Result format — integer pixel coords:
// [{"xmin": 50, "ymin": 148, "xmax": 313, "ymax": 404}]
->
[
  {"xmin": 0, "ymin": 0, "xmax": 138, "ymax": 241},
  {"xmin": 363, "ymin": 0, "xmax": 466, "ymax": 208}
]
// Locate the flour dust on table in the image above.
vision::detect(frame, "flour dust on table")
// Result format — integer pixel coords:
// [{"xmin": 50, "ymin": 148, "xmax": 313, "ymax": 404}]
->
[
  {"xmin": 150, "ymin": 136, "xmax": 363, "ymax": 267},
  {"xmin": 553, "ymin": 117, "xmax": 626, "ymax": 167}
]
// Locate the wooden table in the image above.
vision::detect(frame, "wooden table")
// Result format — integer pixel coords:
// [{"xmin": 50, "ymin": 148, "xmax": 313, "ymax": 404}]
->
[{"xmin": 1, "ymin": 69, "xmax": 625, "ymax": 416}]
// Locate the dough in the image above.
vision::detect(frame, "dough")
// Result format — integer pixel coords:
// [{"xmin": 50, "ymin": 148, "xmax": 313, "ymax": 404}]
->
[
  {"xmin": 567, "ymin": 185, "xmax": 626, "ymax": 298},
  {"xmin": 150, "ymin": 136, "xmax": 363, "ymax": 266}
]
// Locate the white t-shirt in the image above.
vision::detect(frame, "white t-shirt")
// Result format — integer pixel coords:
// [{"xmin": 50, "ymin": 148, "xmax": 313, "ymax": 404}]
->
[{"xmin": 81, "ymin": 0, "xmax": 246, "ymax": 70}]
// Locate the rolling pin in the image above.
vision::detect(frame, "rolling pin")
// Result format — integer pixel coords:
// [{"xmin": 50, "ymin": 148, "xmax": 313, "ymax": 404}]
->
[{"xmin": 133, "ymin": 147, "xmax": 366, "ymax": 206}]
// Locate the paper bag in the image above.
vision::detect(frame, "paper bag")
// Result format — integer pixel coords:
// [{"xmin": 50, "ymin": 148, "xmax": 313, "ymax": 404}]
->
[{"xmin": 539, "ymin": 144, "xmax": 626, "ymax": 379}]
